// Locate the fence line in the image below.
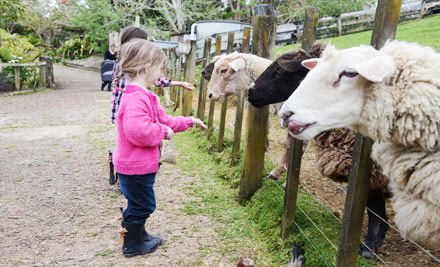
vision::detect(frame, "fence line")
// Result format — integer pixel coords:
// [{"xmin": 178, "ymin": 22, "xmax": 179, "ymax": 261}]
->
[
  {"xmin": 1, "ymin": 58, "xmax": 53, "ymax": 91},
  {"xmin": 160, "ymin": 1, "xmax": 439, "ymax": 264}
]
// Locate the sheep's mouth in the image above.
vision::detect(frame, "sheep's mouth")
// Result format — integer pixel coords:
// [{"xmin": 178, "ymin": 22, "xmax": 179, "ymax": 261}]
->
[{"xmin": 287, "ymin": 121, "xmax": 316, "ymax": 135}]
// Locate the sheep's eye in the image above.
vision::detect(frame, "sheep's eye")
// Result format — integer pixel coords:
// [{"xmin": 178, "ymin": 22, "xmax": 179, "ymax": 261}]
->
[
  {"xmin": 220, "ymin": 69, "xmax": 227, "ymax": 74},
  {"xmin": 343, "ymin": 69, "xmax": 358, "ymax": 78}
]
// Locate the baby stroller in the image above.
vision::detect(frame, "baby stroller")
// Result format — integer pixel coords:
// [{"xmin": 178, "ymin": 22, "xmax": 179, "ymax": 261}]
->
[{"xmin": 101, "ymin": 60, "xmax": 115, "ymax": 91}]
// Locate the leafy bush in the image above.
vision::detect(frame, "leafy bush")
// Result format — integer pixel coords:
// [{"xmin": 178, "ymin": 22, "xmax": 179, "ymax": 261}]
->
[
  {"xmin": 58, "ymin": 37, "xmax": 97, "ymax": 60},
  {"xmin": 0, "ymin": 29, "xmax": 43, "ymax": 63}
]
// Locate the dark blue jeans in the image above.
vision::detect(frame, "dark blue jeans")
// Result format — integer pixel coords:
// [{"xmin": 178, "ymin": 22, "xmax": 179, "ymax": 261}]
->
[{"xmin": 118, "ymin": 172, "xmax": 157, "ymax": 225}]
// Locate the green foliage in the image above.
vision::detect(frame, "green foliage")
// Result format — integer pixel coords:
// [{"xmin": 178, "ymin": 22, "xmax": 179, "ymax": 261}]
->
[
  {"xmin": 0, "ymin": 0, "xmax": 25, "ymax": 29},
  {"xmin": 69, "ymin": 0, "xmax": 124, "ymax": 50},
  {"xmin": 0, "ymin": 29, "xmax": 43, "ymax": 63},
  {"xmin": 277, "ymin": 0, "xmax": 375, "ymax": 23},
  {"xmin": 57, "ymin": 37, "xmax": 97, "ymax": 59}
]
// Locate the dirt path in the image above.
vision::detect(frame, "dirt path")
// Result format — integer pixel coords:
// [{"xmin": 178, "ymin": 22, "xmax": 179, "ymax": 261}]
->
[{"xmin": 0, "ymin": 65, "xmax": 227, "ymax": 266}]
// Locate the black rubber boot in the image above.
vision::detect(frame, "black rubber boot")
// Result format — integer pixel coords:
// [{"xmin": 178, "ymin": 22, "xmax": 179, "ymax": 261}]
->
[
  {"xmin": 108, "ymin": 150, "xmax": 116, "ymax": 185},
  {"xmin": 142, "ymin": 225, "xmax": 163, "ymax": 245},
  {"xmin": 121, "ymin": 222, "xmax": 159, "ymax": 257}
]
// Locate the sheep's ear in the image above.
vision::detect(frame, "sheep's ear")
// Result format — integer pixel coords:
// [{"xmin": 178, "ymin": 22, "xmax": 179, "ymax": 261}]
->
[
  {"xmin": 229, "ymin": 58, "xmax": 246, "ymax": 72},
  {"xmin": 356, "ymin": 55, "xmax": 395, "ymax": 82},
  {"xmin": 301, "ymin": 58, "xmax": 320, "ymax": 70},
  {"xmin": 321, "ymin": 43, "xmax": 336, "ymax": 59}
]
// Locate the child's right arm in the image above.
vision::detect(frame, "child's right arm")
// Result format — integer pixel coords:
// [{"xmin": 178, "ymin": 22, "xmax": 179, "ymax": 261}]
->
[{"xmin": 122, "ymin": 101, "xmax": 168, "ymax": 147}]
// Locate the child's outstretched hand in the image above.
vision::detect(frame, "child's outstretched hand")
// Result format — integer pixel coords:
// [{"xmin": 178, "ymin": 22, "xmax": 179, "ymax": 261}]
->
[
  {"xmin": 192, "ymin": 117, "xmax": 208, "ymax": 130},
  {"xmin": 178, "ymin": 82, "xmax": 195, "ymax": 91},
  {"xmin": 165, "ymin": 126, "xmax": 174, "ymax": 140}
]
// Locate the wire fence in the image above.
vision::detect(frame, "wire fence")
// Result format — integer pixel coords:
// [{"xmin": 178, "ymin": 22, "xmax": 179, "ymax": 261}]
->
[{"xmin": 159, "ymin": 2, "xmax": 440, "ymax": 265}]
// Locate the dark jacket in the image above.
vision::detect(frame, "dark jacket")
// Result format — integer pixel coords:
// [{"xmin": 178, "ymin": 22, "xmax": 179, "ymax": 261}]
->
[{"xmin": 104, "ymin": 50, "xmax": 117, "ymax": 61}]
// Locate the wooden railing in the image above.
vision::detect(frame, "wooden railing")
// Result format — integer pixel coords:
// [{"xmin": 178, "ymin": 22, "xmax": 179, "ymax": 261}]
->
[{"xmin": 1, "ymin": 57, "xmax": 54, "ymax": 91}]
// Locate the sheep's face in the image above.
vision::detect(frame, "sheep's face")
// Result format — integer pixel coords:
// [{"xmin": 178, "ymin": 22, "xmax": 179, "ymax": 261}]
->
[
  {"xmin": 279, "ymin": 44, "xmax": 395, "ymax": 140},
  {"xmin": 207, "ymin": 54, "xmax": 252, "ymax": 102}
]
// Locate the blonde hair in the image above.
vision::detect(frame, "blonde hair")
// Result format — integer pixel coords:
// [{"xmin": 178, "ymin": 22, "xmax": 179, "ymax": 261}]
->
[{"xmin": 113, "ymin": 38, "xmax": 166, "ymax": 87}]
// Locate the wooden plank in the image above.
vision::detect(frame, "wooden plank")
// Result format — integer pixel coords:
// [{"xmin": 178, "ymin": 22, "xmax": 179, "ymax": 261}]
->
[
  {"xmin": 337, "ymin": 1, "xmax": 402, "ymax": 266},
  {"xmin": 170, "ymin": 48, "xmax": 177, "ymax": 103},
  {"xmin": 239, "ymin": 14, "xmax": 276, "ymax": 201},
  {"xmin": 336, "ymin": 134, "xmax": 375, "ymax": 267},
  {"xmin": 280, "ymin": 8, "xmax": 318, "ymax": 238},
  {"xmin": 196, "ymin": 38, "xmax": 212, "ymax": 121},
  {"xmin": 1, "ymin": 62, "xmax": 46, "ymax": 67},
  {"xmin": 174, "ymin": 54, "xmax": 183, "ymax": 110},
  {"xmin": 370, "ymin": 0, "xmax": 402, "ymax": 49},
  {"xmin": 217, "ymin": 32, "xmax": 234, "ymax": 152},
  {"xmin": 182, "ymin": 41, "xmax": 196, "ymax": 116},
  {"xmin": 39, "ymin": 62, "xmax": 47, "ymax": 90},
  {"xmin": 337, "ymin": 17, "xmax": 342, "ymax": 36},
  {"xmin": 281, "ymin": 136, "xmax": 303, "ymax": 238},
  {"xmin": 231, "ymin": 27, "xmax": 250, "ymax": 165},
  {"xmin": 231, "ymin": 89, "xmax": 246, "ymax": 165},
  {"xmin": 241, "ymin": 27, "xmax": 251, "ymax": 54},
  {"xmin": 207, "ymin": 35, "xmax": 222, "ymax": 140},
  {"xmin": 15, "ymin": 66, "xmax": 20, "ymax": 90},
  {"xmin": 301, "ymin": 8, "xmax": 318, "ymax": 51}
]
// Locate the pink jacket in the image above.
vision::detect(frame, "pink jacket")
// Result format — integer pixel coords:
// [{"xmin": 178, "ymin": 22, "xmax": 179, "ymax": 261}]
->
[{"xmin": 113, "ymin": 85, "xmax": 193, "ymax": 175}]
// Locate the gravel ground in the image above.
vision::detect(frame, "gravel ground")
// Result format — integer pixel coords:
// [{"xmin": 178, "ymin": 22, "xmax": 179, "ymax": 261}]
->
[{"xmin": 0, "ymin": 64, "xmax": 228, "ymax": 267}]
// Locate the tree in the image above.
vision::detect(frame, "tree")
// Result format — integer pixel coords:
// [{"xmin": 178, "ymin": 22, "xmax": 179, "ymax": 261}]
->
[
  {"xmin": 18, "ymin": 0, "xmax": 73, "ymax": 48},
  {"xmin": 68, "ymin": 0, "xmax": 125, "ymax": 48},
  {"xmin": 117, "ymin": 0, "xmax": 221, "ymax": 33},
  {"xmin": 0, "ymin": 0, "xmax": 25, "ymax": 32}
]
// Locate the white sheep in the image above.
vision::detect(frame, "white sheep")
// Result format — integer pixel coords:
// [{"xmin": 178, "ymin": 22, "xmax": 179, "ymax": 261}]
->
[{"xmin": 280, "ymin": 40, "xmax": 440, "ymax": 248}]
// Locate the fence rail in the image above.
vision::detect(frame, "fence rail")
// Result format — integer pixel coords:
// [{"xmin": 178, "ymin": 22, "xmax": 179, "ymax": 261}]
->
[{"xmin": 1, "ymin": 58, "xmax": 54, "ymax": 91}]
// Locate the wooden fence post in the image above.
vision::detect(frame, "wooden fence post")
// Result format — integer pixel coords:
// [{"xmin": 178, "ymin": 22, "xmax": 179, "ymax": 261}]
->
[
  {"xmin": 337, "ymin": 16, "xmax": 342, "ymax": 36},
  {"xmin": 169, "ymin": 48, "xmax": 177, "ymax": 103},
  {"xmin": 241, "ymin": 26, "xmax": 251, "ymax": 53},
  {"xmin": 301, "ymin": 8, "xmax": 318, "ymax": 51},
  {"xmin": 174, "ymin": 54, "xmax": 183, "ymax": 110},
  {"xmin": 217, "ymin": 32, "xmax": 234, "ymax": 152},
  {"xmin": 196, "ymin": 38, "xmax": 212, "ymax": 121},
  {"xmin": 207, "ymin": 35, "xmax": 222, "ymax": 140},
  {"xmin": 182, "ymin": 40, "xmax": 196, "ymax": 116},
  {"xmin": 336, "ymin": 1, "xmax": 402, "ymax": 266},
  {"xmin": 280, "ymin": 8, "xmax": 317, "ymax": 238},
  {"xmin": 231, "ymin": 26, "xmax": 251, "ymax": 166},
  {"xmin": 14, "ymin": 66, "xmax": 20, "ymax": 90},
  {"xmin": 238, "ymin": 11, "xmax": 276, "ymax": 201},
  {"xmin": 38, "ymin": 57, "xmax": 48, "ymax": 90}
]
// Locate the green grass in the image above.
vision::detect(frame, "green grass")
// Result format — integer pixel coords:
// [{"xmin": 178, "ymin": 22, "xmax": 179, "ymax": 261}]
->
[
  {"xmin": 276, "ymin": 14, "xmax": 440, "ymax": 53},
  {"xmin": 171, "ymin": 122, "xmax": 377, "ymax": 266}
]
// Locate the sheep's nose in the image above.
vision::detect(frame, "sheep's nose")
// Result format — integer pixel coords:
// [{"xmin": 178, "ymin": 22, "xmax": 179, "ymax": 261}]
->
[
  {"xmin": 201, "ymin": 70, "xmax": 206, "ymax": 76},
  {"xmin": 208, "ymin": 93, "xmax": 213, "ymax": 99},
  {"xmin": 282, "ymin": 111, "xmax": 294, "ymax": 120},
  {"xmin": 282, "ymin": 111, "xmax": 293, "ymax": 128},
  {"xmin": 248, "ymin": 86, "xmax": 254, "ymax": 97}
]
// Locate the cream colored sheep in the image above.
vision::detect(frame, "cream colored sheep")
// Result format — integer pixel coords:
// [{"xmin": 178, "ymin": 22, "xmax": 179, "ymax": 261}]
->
[
  {"xmin": 207, "ymin": 52, "xmax": 272, "ymax": 102},
  {"xmin": 280, "ymin": 40, "xmax": 440, "ymax": 248}
]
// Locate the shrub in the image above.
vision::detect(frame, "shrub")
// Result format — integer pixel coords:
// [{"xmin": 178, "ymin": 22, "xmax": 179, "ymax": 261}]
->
[
  {"xmin": 0, "ymin": 29, "xmax": 43, "ymax": 63},
  {"xmin": 57, "ymin": 37, "xmax": 97, "ymax": 60}
]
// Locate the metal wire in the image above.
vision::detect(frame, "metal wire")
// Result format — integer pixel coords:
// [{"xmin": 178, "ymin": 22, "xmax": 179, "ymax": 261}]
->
[
  {"xmin": 293, "ymin": 220, "xmax": 332, "ymax": 267},
  {"xmin": 326, "ymin": 179, "xmax": 440, "ymax": 264},
  {"xmin": 299, "ymin": 182, "xmax": 390, "ymax": 266},
  {"xmin": 269, "ymin": 178, "xmax": 390, "ymax": 266},
  {"xmin": 295, "ymin": 204, "xmax": 338, "ymax": 251}
]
